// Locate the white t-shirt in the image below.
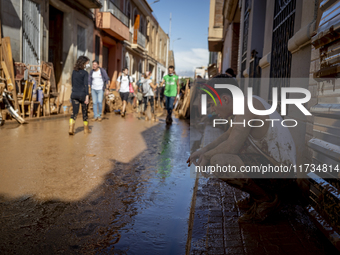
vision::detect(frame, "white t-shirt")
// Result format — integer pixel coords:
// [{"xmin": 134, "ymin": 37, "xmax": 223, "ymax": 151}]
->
[
  {"xmin": 117, "ymin": 74, "xmax": 133, "ymax": 93},
  {"xmin": 92, "ymin": 69, "xmax": 103, "ymax": 90},
  {"xmin": 145, "ymin": 79, "xmax": 154, "ymax": 97}
]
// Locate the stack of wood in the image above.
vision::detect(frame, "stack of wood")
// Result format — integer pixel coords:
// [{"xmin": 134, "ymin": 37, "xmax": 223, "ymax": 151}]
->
[
  {"xmin": 0, "ymin": 29, "xmax": 22, "ymax": 122},
  {"xmin": 174, "ymin": 79, "xmax": 191, "ymax": 119},
  {"xmin": 0, "ymin": 20, "xmax": 59, "ymax": 123}
]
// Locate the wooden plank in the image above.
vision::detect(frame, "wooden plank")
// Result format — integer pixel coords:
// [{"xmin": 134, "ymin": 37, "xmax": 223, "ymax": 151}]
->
[
  {"xmin": 2, "ymin": 37, "xmax": 19, "ymax": 112},
  {"xmin": 1, "ymin": 61, "xmax": 13, "ymax": 90}
]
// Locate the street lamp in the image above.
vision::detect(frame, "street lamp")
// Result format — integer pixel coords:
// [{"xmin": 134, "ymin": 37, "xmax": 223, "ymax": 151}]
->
[{"xmin": 172, "ymin": 38, "xmax": 181, "ymax": 51}]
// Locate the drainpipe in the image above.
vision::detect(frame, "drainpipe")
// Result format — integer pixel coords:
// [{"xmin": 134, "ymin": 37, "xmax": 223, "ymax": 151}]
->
[{"xmin": 166, "ymin": 36, "xmax": 169, "ymax": 74}]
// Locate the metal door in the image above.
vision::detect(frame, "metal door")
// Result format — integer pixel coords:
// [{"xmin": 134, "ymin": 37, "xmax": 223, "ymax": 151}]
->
[
  {"xmin": 22, "ymin": 0, "xmax": 41, "ymax": 65},
  {"xmin": 240, "ymin": 0, "xmax": 250, "ymax": 92},
  {"xmin": 102, "ymin": 46, "xmax": 109, "ymax": 73}
]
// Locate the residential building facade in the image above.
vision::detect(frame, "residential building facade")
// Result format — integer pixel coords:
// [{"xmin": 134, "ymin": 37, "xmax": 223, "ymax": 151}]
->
[
  {"xmin": 95, "ymin": 0, "xmax": 130, "ymax": 89},
  {"xmin": 208, "ymin": 0, "xmax": 340, "ymax": 249},
  {"xmin": 1, "ymin": 0, "xmax": 170, "ymax": 98},
  {"xmin": 1, "ymin": 0, "xmax": 102, "ymax": 101}
]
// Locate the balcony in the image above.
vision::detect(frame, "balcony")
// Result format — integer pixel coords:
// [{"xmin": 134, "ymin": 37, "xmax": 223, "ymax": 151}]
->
[
  {"xmin": 132, "ymin": 30, "xmax": 146, "ymax": 50},
  {"xmin": 78, "ymin": 0, "xmax": 102, "ymax": 9},
  {"xmin": 137, "ymin": 31, "xmax": 146, "ymax": 48},
  {"xmin": 96, "ymin": 11, "xmax": 129, "ymax": 41},
  {"xmin": 107, "ymin": 1, "xmax": 129, "ymax": 27}
]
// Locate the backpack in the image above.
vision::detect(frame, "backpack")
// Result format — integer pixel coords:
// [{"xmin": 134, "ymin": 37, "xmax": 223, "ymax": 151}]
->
[
  {"xmin": 141, "ymin": 79, "xmax": 150, "ymax": 96},
  {"xmin": 119, "ymin": 75, "xmax": 132, "ymax": 86}
]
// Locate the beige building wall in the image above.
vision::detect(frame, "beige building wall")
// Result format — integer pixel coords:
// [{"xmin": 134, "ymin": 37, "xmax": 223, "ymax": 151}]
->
[
  {"xmin": 1, "ymin": 0, "xmax": 97, "ymax": 103},
  {"xmin": 49, "ymin": 0, "xmax": 95, "ymax": 103},
  {"xmin": 286, "ymin": 0, "xmax": 319, "ymax": 167}
]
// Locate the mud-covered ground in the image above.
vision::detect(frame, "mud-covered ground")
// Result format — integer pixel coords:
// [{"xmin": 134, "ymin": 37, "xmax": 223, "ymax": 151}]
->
[{"xmin": 0, "ymin": 113, "xmax": 195, "ymax": 254}]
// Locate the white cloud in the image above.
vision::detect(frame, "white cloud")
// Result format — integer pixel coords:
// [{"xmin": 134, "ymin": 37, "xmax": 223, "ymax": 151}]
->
[{"xmin": 174, "ymin": 48, "xmax": 209, "ymax": 77}]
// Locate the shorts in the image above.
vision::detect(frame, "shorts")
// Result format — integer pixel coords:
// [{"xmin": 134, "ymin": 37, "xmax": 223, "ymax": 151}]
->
[{"xmin": 120, "ymin": 92, "xmax": 129, "ymax": 102}]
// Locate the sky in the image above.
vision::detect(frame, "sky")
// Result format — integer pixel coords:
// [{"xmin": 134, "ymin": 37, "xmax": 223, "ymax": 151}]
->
[{"xmin": 147, "ymin": 0, "xmax": 210, "ymax": 77}]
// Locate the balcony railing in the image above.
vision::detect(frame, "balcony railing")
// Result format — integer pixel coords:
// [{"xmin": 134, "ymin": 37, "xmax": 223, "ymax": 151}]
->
[
  {"xmin": 137, "ymin": 31, "xmax": 146, "ymax": 48},
  {"xmin": 106, "ymin": 0, "xmax": 129, "ymax": 27}
]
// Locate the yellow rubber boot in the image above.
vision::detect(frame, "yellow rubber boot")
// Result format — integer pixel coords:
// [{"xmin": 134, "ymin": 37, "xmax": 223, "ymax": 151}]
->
[
  {"xmin": 83, "ymin": 121, "xmax": 91, "ymax": 134},
  {"xmin": 69, "ymin": 119, "xmax": 75, "ymax": 135}
]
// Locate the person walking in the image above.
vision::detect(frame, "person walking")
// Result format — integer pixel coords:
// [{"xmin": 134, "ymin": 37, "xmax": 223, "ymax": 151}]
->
[
  {"xmin": 159, "ymin": 66, "xmax": 179, "ymax": 124},
  {"xmin": 142, "ymin": 72, "xmax": 157, "ymax": 121},
  {"xmin": 159, "ymin": 78, "xmax": 165, "ymax": 108},
  {"xmin": 69, "ymin": 56, "xmax": 91, "ymax": 135},
  {"xmin": 136, "ymin": 74, "xmax": 145, "ymax": 119},
  {"xmin": 117, "ymin": 68, "xmax": 133, "ymax": 117},
  {"xmin": 88, "ymin": 60, "xmax": 110, "ymax": 122}
]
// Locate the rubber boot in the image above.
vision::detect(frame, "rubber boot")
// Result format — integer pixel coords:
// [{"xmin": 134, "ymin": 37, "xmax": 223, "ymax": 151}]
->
[
  {"xmin": 151, "ymin": 113, "xmax": 157, "ymax": 122},
  {"xmin": 84, "ymin": 121, "xmax": 91, "ymax": 134},
  {"xmin": 69, "ymin": 119, "xmax": 75, "ymax": 135}
]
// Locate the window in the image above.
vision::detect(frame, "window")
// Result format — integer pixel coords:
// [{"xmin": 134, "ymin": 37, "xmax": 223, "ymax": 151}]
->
[
  {"xmin": 159, "ymin": 39, "xmax": 162, "ymax": 59},
  {"xmin": 164, "ymin": 43, "xmax": 166, "ymax": 62},
  {"xmin": 140, "ymin": 16, "xmax": 144, "ymax": 34},
  {"xmin": 125, "ymin": 52, "xmax": 130, "ymax": 70},
  {"xmin": 133, "ymin": 9, "xmax": 138, "ymax": 25},
  {"xmin": 126, "ymin": 0, "xmax": 130, "ymax": 17},
  {"xmin": 77, "ymin": 25, "xmax": 86, "ymax": 58},
  {"xmin": 95, "ymin": 35, "xmax": 100, "ymax": 61}
]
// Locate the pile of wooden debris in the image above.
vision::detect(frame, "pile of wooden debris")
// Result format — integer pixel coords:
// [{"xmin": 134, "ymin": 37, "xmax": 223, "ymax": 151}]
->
[{"xmin": 0, "ymin": 24, "xmax": 59, "ymax": 125}]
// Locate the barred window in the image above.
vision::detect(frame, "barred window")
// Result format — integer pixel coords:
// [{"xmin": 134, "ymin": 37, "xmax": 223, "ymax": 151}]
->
[{"xmin": 77, "ymin": 25, "xmax": 86, "ymax": 58}]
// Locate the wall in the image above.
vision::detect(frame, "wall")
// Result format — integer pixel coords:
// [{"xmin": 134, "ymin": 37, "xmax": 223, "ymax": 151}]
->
[
  {"xmin": 221, "ymin": 23, "xmax": 233, "ymax": 73},
  {"xmin": 49, "ymin": 0, "xmax": 94, "ymax": 102},
  {"xmin": 287, "ymin": 0, "xmax": 318, "ymax": 166},
  {"xmin": 1, "ymin": 0, "xmax": 21, "ymax": 62},
  {"xmin": 258, "ymin": 0, "xmax": 274, "ymax": 99}
]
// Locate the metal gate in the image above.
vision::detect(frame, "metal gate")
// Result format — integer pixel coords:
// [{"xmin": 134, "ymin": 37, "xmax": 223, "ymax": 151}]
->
[
  {"xmin": 22, "ymin": 0, "xmax": 41, "ymax": 65},
  {"xmin": 240, "ymin": 0, "xmax": 250, "ymax": 92},
  {"xmin": 269, "ymin": 0, "xmax": 296, "ymax": 102}
]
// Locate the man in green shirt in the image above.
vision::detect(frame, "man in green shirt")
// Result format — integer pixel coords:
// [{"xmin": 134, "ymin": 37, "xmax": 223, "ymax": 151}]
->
[{"xmin": 160, "ymin": 66, "xmax": 180, "ymax": 124}]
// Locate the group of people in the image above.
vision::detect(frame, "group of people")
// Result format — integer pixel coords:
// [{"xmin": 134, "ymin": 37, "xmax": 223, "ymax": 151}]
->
[
  {"xmin": 68, "ymin": 56, "xmax": 180, "ymax": 135},
  {"xmin": 116, "ymin": 65, "xmax": 180, "ymax": 123}
]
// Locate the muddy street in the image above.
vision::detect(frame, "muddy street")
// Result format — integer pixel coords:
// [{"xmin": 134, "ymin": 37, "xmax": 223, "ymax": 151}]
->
[{"xmin": 0, "ymin": 114, "xmax": 195, "ymax": 254}]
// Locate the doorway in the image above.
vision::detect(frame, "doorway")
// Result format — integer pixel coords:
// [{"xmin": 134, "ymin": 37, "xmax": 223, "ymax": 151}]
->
[
  {"xmin": 148, "ymin": 63, "xmax": 154, "ymax": 75},
  {"xmin": 102, "ymin": 46, "xmax": 109, "ymax": 73},
  {"xmin": 48, "ymin": 5, "xmax": 64, "ymax": 89}
]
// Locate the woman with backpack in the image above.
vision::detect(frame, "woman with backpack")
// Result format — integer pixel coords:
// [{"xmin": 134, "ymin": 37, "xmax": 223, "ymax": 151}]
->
[
  {"xmin": 136, "ymin": 74, "xmax": 145, "ymax": 119},
  {"xmin": 139, "ymin": 72, "xmax": 157, "ymax": 121}
]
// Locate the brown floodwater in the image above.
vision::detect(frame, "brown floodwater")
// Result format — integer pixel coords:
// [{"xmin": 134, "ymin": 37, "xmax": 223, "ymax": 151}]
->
[{"xmin": 0, "ymin": 113, "xmax": 195, "ymax": 254}]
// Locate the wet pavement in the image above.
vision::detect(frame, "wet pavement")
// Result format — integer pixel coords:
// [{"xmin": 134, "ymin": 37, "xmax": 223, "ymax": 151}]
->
[
  {"xmin": 0, "ymin": 113, "xmax": 195, "ymax": 254},
  {"xmin": 188, "ymin": 126, "xmax": 340, "ymax": 255}
]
